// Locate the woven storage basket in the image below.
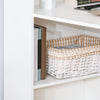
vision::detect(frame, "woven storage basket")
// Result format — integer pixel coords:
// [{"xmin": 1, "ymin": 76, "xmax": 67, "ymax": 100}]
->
[{"xmin": 46, "ymin": 35, "xmax": 100, "ymax": 79}]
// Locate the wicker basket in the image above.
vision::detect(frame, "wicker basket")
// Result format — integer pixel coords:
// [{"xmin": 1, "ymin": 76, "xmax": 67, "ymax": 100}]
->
[{"xmin": 46, "ymin": 35, "xmax": 100, "ymax": 79}]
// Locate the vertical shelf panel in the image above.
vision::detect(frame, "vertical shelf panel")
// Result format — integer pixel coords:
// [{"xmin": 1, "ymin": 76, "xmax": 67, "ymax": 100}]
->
[{"xmin": 4, "ymin": 0, "xmax": 34, "ymax": 100}]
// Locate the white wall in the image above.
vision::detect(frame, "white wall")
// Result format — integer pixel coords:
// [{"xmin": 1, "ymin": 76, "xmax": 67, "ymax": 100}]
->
[
  {"xmin": 0, "ymin": 0, "xmax": 4, "ymax": 99},
  {"xmin": 34, "ymin": 0, "xmax": 64, "ymax": 8}
]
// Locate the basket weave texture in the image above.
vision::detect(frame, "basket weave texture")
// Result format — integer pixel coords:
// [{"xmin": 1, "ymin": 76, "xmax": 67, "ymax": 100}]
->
[{"xmin": 46, "ymin": 35, "xmax": 100, "ymax": 79}]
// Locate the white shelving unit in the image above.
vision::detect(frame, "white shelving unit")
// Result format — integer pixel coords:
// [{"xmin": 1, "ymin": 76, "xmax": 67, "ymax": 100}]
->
[
  {"xmin": 33, "ymin": 1, "xmax": 100, "ymax": 100},
  {"xmin": 4, "ymin": 0, "xmax": 100, "ymax": 100}
]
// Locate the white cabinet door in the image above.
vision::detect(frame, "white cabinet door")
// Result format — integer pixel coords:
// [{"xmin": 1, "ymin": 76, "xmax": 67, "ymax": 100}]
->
[
  {"xmin": 35, "ymin": 80, "xmax": 85, "ymax": 100},
  {"xmin": 4, "ymin": 0, "xmax": 33, "ymax": 100},
  {"xmin": 85, "ymin": 77, "xmax": 100, "ymax": 100}
]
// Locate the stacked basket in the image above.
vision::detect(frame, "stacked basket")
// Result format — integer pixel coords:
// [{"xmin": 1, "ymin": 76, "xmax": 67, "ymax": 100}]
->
[{"xmin": 46, "ymin": 35, "xmax": 100, "ymax": 79}]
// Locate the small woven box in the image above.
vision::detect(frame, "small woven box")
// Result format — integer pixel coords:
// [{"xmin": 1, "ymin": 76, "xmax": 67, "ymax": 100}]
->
[{"xmin": 46, "ymin": 35, "xmax": 100, "ymax": 79}]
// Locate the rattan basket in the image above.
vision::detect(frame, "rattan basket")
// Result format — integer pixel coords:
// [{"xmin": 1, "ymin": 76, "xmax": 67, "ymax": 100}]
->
[{"xmin": 46, "ymin": 35, "xmax": 100, "ymax": 79}]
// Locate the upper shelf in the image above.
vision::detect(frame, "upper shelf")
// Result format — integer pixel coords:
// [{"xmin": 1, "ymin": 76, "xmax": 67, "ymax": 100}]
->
[{"xmin": 34, "ymin": 4, "xmax": 100, "ymax": 29}]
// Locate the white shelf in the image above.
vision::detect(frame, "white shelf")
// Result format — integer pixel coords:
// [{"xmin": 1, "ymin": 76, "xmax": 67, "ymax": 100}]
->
[
  {"xmin": 33, "ymin": 73, "xmax": 100, "ymax": 90},
  {"xmin": 34, "ymin": 4, "xmax": 100, "ymax": 29}
]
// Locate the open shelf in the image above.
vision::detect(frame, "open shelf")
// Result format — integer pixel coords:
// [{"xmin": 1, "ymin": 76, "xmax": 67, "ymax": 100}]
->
[
  {"xmin": 34, "ymin": 4, "xmax": 100, "ymax": 29},
  {"xmin": 34, "ymin": 73, "xmax": 100, "ymax": 90}
]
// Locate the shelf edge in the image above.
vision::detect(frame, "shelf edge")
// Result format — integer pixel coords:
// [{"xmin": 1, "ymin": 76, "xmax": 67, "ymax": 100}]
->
[
  {"xmin": 33, "ymin": 73, "xmax": 100, "ymax": 90},
  {"xmin": 34, "ymin": 14, "xmax": 100, "ymax": 30}
]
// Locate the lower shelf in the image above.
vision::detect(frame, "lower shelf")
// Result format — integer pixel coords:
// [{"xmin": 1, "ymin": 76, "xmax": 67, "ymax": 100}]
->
[{"xmin": 33, "ymin": 73, "xmax": 100, "ymax": 90}]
